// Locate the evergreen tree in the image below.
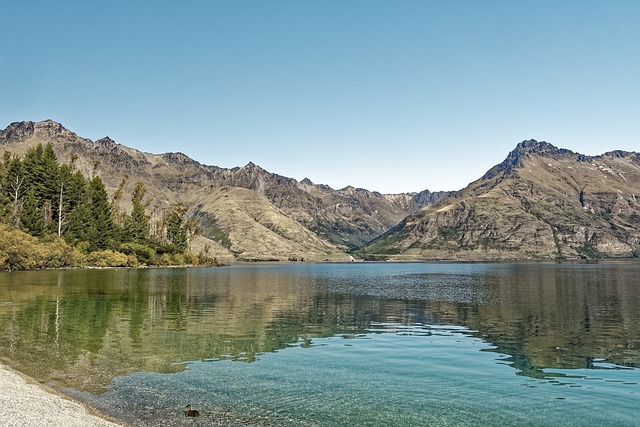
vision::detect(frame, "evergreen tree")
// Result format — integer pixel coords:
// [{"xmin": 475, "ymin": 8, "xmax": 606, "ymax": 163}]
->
[
  {"xmin": 65, "ymin": 202, "xmax": 90, "ymax": 246},
  {"xmin": 21, "ymin": 144, "xmax": 44, "ymax": 194},
  {"xmin": 124, "ymin": 182, "xmax": 150, "ymax": 243},
  {"xmin": 58, "ymin": 166, "xmax": 86, "ymax": 213},
  {"xmin": 166, "ymin": 209, "xmax": 188, "ymax": 251},
  {"xmin": 22, "ymin": 144, "xmax": 56, "ymax": 200},
  {"xmin": 21, "ymin": 143, "xmax": 60, "ymax": 232},
  {"xmin": 61, "ymin": 171, "xmax": 89, "ymax": 245},
  {"xmin": 42, "ymin": 143, "xmax": 60, "ymax": 200},
  {"xmin": 20, "ymin": 188, "xmax": 45, "ymax": 236},
  {"xmin": 63, "ymin": 175, "xmax": 114, "ymax": 251},
  {"xmin": 88, "ymin": 176, "xmax": 114, "ymax": 250}
]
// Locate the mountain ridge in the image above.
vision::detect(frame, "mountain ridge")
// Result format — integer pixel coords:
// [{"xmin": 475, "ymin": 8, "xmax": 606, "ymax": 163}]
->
[
  {"xmin": 359, "ymin": 139, "xmax": 640, "ymax": 260},
  {"xmin": 4, "ymin": 120, "xmax": 639, "ymax": 261},
  {"xmin": 0, "ymin": 120, "xmax": 440, "ymax": 261}
]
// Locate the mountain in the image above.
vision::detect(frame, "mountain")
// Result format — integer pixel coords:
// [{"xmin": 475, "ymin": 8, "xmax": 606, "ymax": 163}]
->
[
  {"xmin": 7, "ymin": 121, "xmax": 637, "ymax": 262},
  {"xmin": 359, "ymin": 140, "xmax": 640, "ymax": 260},
  {"xmin": 0, "ymin": 120, "xmax": 439, "ymax": 261}
]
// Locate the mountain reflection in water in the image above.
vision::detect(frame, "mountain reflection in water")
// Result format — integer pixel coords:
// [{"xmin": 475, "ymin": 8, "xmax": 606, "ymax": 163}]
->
[{"xmin": 0, "ymin": 262, "xmax": 638, "ymax": 395}]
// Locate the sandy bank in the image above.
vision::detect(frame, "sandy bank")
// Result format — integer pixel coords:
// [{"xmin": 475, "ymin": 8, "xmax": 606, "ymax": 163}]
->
[{"xmin": 0, "ymin": 363, "xmax": 124, "ymax": 427}]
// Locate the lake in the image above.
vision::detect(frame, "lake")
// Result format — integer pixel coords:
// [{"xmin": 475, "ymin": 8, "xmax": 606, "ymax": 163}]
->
[{"xmin": 0, "ymin": 262, "xmax": 638, "ymax": 426}]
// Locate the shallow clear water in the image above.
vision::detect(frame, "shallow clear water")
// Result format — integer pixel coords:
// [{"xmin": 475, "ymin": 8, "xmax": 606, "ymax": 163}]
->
[{"xmin": 0, "ymin": 262, "xmax": 639, "ymax": 426}]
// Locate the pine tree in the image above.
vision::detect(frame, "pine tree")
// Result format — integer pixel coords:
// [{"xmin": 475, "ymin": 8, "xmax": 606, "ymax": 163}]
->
[
  {"xmin": 63, "ymin": 175, "xmax": 114, "ymax": 251},
  {"xmin": 166, "ymin": 209, "xmax": 188, "ymax": 251},
  {"xmin": 21, "ymin": 143, "xmax": 60, "ymax": 232},
  {"xmin": 88, "ymin": 176, "xmax": 114, "ymax": 250},
  {"xmin": 65, "ymin": 201, "xmax": 93, "ymax": 246},
  {"xmin": 61, "ymin": 170, "xmax": 89, "ymax": 245},
  {"xmin": 20, "ymin": 188, "xmax": 45, "ymax": 237},
  {"xmin": 124, "ymin": 182, "xmax": 150, "ymax": 243},
  {"xmin": 42, "ymin": 143, "xmax": 60, "ymax": 199},
  {"xmin": 21, "ymin": 144, "xmax": 44, "ymax": 195}
]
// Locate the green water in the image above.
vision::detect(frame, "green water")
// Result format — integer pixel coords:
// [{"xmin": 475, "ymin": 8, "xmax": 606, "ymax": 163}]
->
[{"xmin": 0, "ymin": 262, "xmax": 638, "ymax": 426}]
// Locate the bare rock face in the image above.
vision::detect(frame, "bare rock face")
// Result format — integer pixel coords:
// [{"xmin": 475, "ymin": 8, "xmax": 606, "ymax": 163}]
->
[
  {"xmin": 360, "ymin": 140, "xmax": 640, "ymax": 260},
  {"xmin": 0, "ymin": 120, "xmax": 72, "ymax": 144},
  {"xmin": 0, "ymin": 120, "xmax": 86, "ymax": 149}
]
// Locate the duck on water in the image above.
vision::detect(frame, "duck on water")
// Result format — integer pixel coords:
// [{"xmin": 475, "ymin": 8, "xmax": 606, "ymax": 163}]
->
[{"xmin": 185, "ymin": 404, "xmax": 200, "ymax": 417}]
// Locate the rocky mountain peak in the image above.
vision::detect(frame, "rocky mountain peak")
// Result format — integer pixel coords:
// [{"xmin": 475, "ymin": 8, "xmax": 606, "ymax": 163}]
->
[
  {"xmin": 36, "ymin": 119, "xmax": 68, "ymax": 133},
  {"xmin": 35, "ymin": 119, "xmax": 82, "ymax": 142},
  {"xmin": 242, "ymin": 161, "xmax": 261, "ymax": 170},
  {"xmin": 602, "ymin": 150, "xmax": 637, "ymax": 159},
  {"xmin": 409, "ymin": 189, "xmax": 451, "ymax": 210},
  {"xmin": 95, "ymin": 136, "xmax": 118, "ymax": 149},
  {"xmin": 160, "ymin": 152, "xmax": 196, "ymax": 165},
  {"xmin": 0, "ymin": 121, "xmax": 36, "ymax": 144},
  {"xmin": 239, "ymin": 161, "xmax": 271, "ymax": 178},
  {"xmin": 0, "ymin": 120, "xmax": 83, "ymax": 146},
  {"xmin": 483, "ymin": 139, "xmax": 581, "ymax": 180}
]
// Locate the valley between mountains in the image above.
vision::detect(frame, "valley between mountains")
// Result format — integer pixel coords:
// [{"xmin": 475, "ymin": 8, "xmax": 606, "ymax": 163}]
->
[{"xmin": 2, "ymin": 120, "xmax": 639, "ymax": 262}]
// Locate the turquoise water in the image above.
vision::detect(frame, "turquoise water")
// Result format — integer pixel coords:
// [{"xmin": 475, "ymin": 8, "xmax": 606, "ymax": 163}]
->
[
  {"xmin": 1, "ymin": 262, "xmax": 639, "ymax": 425},
  {"xmin": 90, "ymin": 325, "xmax": 639, "ymax": 426},
  {"xmin": 86, "ymin": 323, "xmax": 638, "ymax": 427}
]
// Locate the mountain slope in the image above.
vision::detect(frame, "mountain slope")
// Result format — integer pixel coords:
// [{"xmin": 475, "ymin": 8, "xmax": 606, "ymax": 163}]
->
[
  {"xmin": 360, "ymin": 140, "xmax": 640, "ymax": 260},
  {"xmin": 183, "ymin": 186, "xmax": 339, "ymax": 261},
  {"xmin": 0, "ymin": 120, "xmax": 438, "ymax": 261}
]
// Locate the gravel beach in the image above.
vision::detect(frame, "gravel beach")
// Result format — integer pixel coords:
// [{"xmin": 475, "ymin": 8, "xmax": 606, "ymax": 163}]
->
[{"xmin": 0, "ymin": 363, "xmax": 124, "ymax": 427}]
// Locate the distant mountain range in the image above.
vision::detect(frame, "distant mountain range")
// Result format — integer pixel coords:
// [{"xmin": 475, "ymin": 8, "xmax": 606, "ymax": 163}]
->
[{"xmin": 2, "ymin": 120, "xmax": 639, "ymax": 261}]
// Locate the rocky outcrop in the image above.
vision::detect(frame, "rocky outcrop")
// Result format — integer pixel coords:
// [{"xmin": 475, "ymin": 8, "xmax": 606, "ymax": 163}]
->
[
  {"xmin": 481, "ymin": 139, "xmax": 580, "ymax": 180},
  {"xmin": 406, "ymin": 189, "xmax": 451, "ymax": 212},
  {"xmin": 0, "ymin": 120, "xmax": 81, "ymax": 145}
]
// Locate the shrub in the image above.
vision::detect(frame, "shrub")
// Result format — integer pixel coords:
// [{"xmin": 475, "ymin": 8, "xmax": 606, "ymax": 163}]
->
[
  {"xmin": 126, "ymin": 254, "xmax": 140, "ymax": 267},
  {"xmin": 157, "ymin": 253, "xmax": 172, "ymax": 266},
  {"xmin": 184, "ymin": 252, "xmax": 199, "ymax": 266},
  {"xmin": 43, "ymin": 237, "xmax": 84, "ymax": 268},
  {"xmin": 198, "ymin": 254, "xmax": 220, "ymax": 266},
  {"xmin": 0, "ymin": 224, "xmax": 83, "ymax": 270},
  {"xmin": 76, "ymin": 241, "xmax": 91, "ymax": 254},
  {"xmin": 85, "ymin": 250, "xmax": 129, "ymax": 267},
  {"xmin": 119, "ymin": 242, "xmax": 156, "ymax": 265},
  {"xmin": 172, "ymin": 253, "xmax": 185, "ymax": 266}
]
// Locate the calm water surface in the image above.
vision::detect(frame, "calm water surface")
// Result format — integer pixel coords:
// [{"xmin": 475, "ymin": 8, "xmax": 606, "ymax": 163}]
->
[{"xmin": 0, "ymin": 262, "xmax": 638, "ymax": 426}]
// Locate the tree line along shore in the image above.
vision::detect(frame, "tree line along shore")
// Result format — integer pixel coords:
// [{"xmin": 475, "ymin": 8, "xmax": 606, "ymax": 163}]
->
[{"xmin": 0, "ymin": 143, "xmax": 219, "ymax": 270}]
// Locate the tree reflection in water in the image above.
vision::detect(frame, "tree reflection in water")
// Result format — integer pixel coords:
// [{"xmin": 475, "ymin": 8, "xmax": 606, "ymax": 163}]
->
[{"xmin": 0, "ymin": 262, "xmax": 638, "ymax": 393}]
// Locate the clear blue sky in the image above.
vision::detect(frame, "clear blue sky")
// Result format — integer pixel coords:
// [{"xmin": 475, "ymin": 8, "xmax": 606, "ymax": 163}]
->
[{"xmin": 2, "ymin": 1, "xmax": 639, "ymax": 193}]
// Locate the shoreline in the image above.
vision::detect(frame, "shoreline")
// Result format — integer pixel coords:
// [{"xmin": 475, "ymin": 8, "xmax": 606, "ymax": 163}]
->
[
  {"xmin": 0, "ymin": 362, "xmax": 125, "ymax": 427},
  {"xmin": 0, "ymin": 363, "xmax": 271, "ymax": 426}
]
